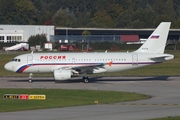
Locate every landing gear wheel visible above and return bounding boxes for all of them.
[83,77,89,83]
[29,73,33,83]
[29,79,32,83]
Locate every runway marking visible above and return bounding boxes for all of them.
[115,103,180,106]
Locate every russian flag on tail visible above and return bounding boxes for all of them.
[150,34,160,39]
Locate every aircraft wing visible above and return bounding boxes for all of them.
[71,62,111,74]
[51,61,112,74]
[73,61,112,68]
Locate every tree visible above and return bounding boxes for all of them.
[0,0,37,24]
[92,10,115,28]
[174,2,180,27]
[0,0,17,24]
[28,34,47,48]
[52,8,75,27]
[131,8,156,28]
[164,0,175,22]
[82,30,91,35]
[0,0,180,28]
[153,0,175,26]
[106,3,124,27]
[15,0,37,24]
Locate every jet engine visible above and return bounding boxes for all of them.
[53,69,71,80]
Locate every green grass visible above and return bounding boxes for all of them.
[0,88,150,112]
[0,50,180,77]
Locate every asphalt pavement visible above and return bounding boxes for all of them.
[0,76,180,120]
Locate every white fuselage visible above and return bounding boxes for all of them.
[4,52,173,75]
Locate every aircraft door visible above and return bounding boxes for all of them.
[132,54,138,65]
[27,55,33,66]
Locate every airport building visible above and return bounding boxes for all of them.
[52,27,180,44]
[0,25,179,45]
[0,25,54,43]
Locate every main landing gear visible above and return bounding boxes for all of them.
[83,76,89,83]
[29,73,33,83]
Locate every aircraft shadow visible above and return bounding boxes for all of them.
[7,76,171,83]
[91,76,170,81]
[7,77,55,83]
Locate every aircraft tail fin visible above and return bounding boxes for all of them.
[135,22,171,53]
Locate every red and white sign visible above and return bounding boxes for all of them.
[19,94,29,100]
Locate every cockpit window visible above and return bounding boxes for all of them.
[12,59,21,62]
[12,59,15,61]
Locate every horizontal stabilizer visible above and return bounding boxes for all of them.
[150,54,174,62]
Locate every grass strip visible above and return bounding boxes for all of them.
[0,88,150,112]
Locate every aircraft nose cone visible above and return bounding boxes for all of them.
[4,62,14,72]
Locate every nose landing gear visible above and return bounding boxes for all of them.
[29,73,33,83]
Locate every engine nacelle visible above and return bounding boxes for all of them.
[53,69,71,80]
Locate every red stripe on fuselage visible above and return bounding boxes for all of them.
[19,66,30,73]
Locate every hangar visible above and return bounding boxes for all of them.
[51,27,180,44]
[0,25,54,43]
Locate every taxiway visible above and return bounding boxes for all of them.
[0,76,180,120]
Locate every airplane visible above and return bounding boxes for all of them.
[5,43,29,51]
[4,22,174,83]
